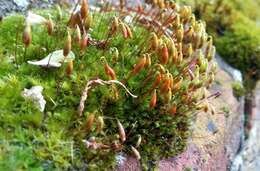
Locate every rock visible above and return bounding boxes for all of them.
[116,154,127,166]
[231,81,260,171]
[0,0,54,16]
[13,0,29,9]
[207,120,218,134]
[0,0,16,16]
[216,54,243,82]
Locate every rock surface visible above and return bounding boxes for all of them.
[0,0,54,16]
[231,81,260,171]
[216,54,243,82]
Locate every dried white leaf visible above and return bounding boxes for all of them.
[21,86,46,112]
[26,12,47,25]
[28,50,75,68]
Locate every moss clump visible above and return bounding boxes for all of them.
[215,12,260,81]
[176,0,260,85]
[0,142,43,171]
[0,1,216,170]
[231,81,245,98]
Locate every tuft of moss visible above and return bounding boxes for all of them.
[215,10,260,78]
[176,0,260,90]
[231,81,245,98]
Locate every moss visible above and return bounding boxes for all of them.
[176,0,260,90]
[231,81,245,98]
[0,2,215,170]
[183,167,192,171]
[221,105,230,118]
[0,142,43,171]
[216,12,260,79]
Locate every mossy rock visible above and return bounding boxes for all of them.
[0,1,216,170]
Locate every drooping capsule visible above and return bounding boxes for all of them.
[46,15,54,36]
[56,5,62,21]
[150,32,159,51]
[172,14,180,29]
[132,55,146,75]
[112,48,119,64]
[185,43,193,58]
[81,0,89,20]
[125,24,133,38]
[117,120,126,143]
[180,6,192,23]
[185,26,193,42]
[80,34,88,52]
[147,72,162,93]
[169,104,177,115]
[149,90,157,109]
[173,77,183,91]
[84,113,95,132]
[136,135,142,147]
[164,88,172,104]
[97,116,104,133]
[160,74,171,94]
[111,17,119,35]
[205,36,213,58]
[167,37,175,58]
[66,60,73,76]
[176,24,184,43]
[85,14,92,31]
[160,43,169,64]
[75,25,81,44]
[63,30,72,57]
[144,54,152,68]
[119,23,128,39]
[104,63,117,80]
[131,146,141,160]
[200,58,208,73]
[22,23,32,47]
